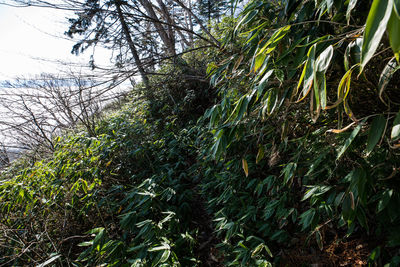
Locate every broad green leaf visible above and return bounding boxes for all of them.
[361,0,393,71]
[377,189,393,212]
[357,207,369,231]
[282,162,297,185]
[299,209,316,230]
[388,8,400,62]
[391,110,400,140]
[254,53,267,72]
[346,0,358,23]
[256,26,291,56]
[315,45,334,72]
[366,115,386,155]
[337,122,363,160]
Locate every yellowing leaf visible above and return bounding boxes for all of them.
[256,146,265,164]
[242,158,249,177]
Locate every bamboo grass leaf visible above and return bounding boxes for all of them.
[361,0,393,71]
[337,122,363,160]
[366,115,386,155]
[388,8,400,62]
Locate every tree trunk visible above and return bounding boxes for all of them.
[139,0,176,56]
[172,0,220,47]
[115,1,150,90]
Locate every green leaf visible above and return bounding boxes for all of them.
[256,25,291,56]
[378,57,400,104]
[346,0,358,23]
[369,246,381,261]
[391,110,400,140]
[256,146,265,164]
[148,244,170,252]
[160,249,171,263]
[395,0,400,17]
[315,230,323,250]
[258,69,274,87]
[262,88,278,117]
[388,7,400,62]
[366,115,386,155]
[254,53,267,72]
[37,254,61,267]
[282,162,297,185]
[315,45,334,73]
[299,209,316,230]
[377,189,393,213]
[361,0,393,71]
[337,122,363,160]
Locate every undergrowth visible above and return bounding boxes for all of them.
[2,0,400,266]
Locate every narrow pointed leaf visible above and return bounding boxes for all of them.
[242,158,249,177]
[366,115,386,155]
[316,45,334,72]
[388,8,400,62]
[361,0,393,71]
[337,122,363,160]
[346,0,358,23]
[395,0,400,17]
[391,110,400,140]
[378,57,400,104]
[256,146,265,164]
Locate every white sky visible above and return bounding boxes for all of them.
[0,3,112,80]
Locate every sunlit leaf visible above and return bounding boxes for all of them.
[346,0,358,23]
[361,0,393,71]
[391,110,400,140]
[37,254,61,267]
[315,45,333,72]
[378,57,400,104]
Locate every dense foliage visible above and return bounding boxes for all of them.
[2,0,400,266]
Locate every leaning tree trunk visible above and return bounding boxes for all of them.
[115,1,150,91]
[140,0,176,56]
